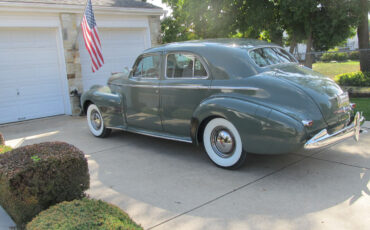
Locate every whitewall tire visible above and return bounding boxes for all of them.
[203,118,246,169]
[87,104,111,138]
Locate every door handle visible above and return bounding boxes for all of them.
[16,89,20,96]
[155,89,159,94]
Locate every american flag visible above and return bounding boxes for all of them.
[81,0,104,72]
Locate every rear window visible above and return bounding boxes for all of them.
[249,47,297,67]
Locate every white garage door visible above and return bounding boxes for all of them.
[79,29,147,90]
[0,28,66,124]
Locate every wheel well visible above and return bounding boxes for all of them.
[83,100,93,114]
[197,116,223,144]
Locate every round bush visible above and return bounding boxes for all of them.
[27,198,143,230]
[0,142,89,226]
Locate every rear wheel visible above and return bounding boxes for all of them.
[87,104,111,138]
[203,118,246,169]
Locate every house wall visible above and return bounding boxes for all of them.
[0,5,162,118]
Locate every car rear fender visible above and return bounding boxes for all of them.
[191,97,307,154]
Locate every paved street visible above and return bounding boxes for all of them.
[0,116,369,230]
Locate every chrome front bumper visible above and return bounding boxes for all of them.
[304,112,366,150]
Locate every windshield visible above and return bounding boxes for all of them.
[249,47,297,67]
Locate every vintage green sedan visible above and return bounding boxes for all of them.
[81,39,365,169]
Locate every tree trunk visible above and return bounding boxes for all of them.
[305,30,313,68]
[289,35,296,54]
[358,0,370,72]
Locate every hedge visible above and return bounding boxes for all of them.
[334,71,370,87]
[27,198,143,230]
[0,142,90,227]
[321,51,349,62]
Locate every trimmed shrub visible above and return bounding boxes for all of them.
[0,142,89,227]
[321,50,349,62]
[320,48,350,62]
[335,71,370,86]
[0,132,4,145]
[27,198,143,230]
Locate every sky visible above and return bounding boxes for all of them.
[147,0,172,17]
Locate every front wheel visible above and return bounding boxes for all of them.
[87,104,111,138]
[203,118,246,169]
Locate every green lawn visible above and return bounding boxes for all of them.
[350,98,370,120]
[313,61,360,79]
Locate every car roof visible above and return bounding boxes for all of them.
[143,38,277,54]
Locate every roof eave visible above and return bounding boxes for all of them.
[0,2,164,16]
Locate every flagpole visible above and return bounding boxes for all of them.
[72,0,90,50]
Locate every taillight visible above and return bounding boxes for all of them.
[302,120,314,127]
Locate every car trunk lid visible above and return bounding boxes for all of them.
[272,64,350,130]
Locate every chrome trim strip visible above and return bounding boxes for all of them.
[116,83,160,88]
[115,83,259,91]
[126,128,193,143]
[161,85,210,89]
[304,112,365,150]
[211,86,260,91]
[108,126,193,143]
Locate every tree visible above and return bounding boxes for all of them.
[162,0,283,44]
[279,0,361,68]
[162,0,362,69]
[357,0,370,72]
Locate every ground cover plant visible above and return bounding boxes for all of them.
[27,198,143,230]
[0,142,89,227]
[0,145,12,154]
[0,132,12,154]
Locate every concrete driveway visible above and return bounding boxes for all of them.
[0,115,369,230]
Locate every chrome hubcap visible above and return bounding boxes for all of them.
[90,110,102,130]
[210,127,235,158]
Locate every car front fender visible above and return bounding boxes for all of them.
[81,85,124,128]
[191,96,307,154]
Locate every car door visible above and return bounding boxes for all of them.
[160,52,212,137]
[125,53,163,131]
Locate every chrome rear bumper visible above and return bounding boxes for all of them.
[304,112,366,150]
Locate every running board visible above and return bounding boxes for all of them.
[108,126,193,143]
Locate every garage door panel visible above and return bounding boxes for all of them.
[0,29,56,49]
[20,97,64,120]
[0,104,19,124]
[0,28,65,124]
[1,49,59,65]
[79,28,147,90]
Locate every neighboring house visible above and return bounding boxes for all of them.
[0,0,163,124]
[287,35,360,61]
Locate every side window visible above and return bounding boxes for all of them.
[133,55,161,78]
[166,53,207,78]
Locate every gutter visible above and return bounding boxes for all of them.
[0,2,164,16]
